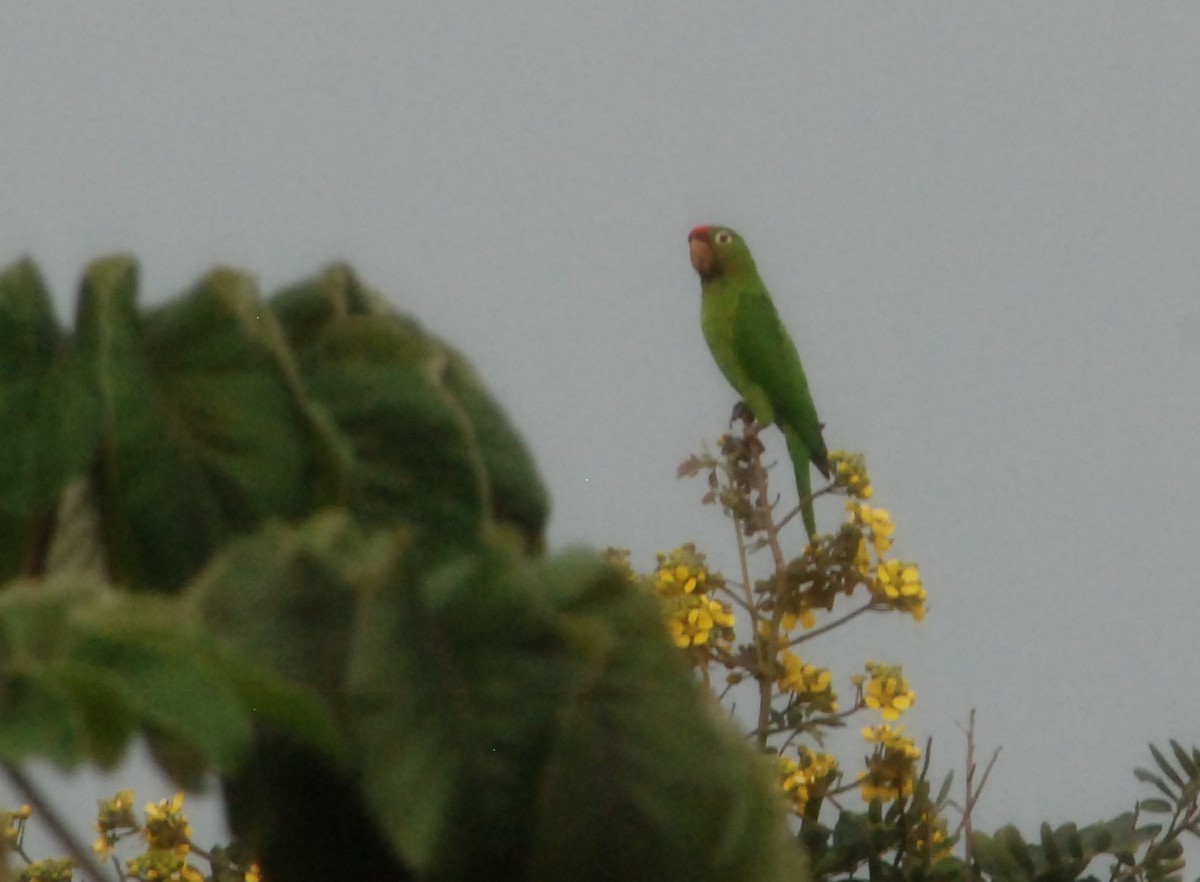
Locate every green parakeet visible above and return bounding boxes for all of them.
[688,225,830,539]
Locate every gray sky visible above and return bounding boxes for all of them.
[3,1,1199,868]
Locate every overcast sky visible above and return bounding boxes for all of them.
[3,1,1199,868]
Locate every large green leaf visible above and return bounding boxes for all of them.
[185,511,375,706]
[0,573,340,782]
[186,513,413,880]
[437,346,549,551]
[187,514,802,881]
[0,259,99,577]
[270,265,548,549]
[71,620,253,774]
[348,535,803,881]
[0,578,142,769]
[51,660,139,769]
[0,668,85,766]
[73,257,339,592]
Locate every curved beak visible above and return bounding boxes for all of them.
[688,235,713,278]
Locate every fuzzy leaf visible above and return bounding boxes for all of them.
[0,669,85,766]
[74,257,334,592]
[270,265,547,549]
[346,538,803,881]
[51,661,139,769]
[0,259,98,514]
[0,259,99,578]
[186,512,373,705]
[73,628,251,770]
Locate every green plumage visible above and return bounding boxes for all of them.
[689,225,830,539]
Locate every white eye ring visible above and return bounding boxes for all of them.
[715,230,733,245]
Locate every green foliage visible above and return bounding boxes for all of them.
[0,255,799,882]
[657,417,1187,882]
[270,264,548,548]
[187,513,802,880]
[0,575,339,781]
[969,814,1151,882]
[0,253,1190,882]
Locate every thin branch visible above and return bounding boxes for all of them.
[788,600,877,647]
[957,708,977,865]
[953,709,1001,857]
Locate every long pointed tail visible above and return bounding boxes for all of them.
[782,422,819,540]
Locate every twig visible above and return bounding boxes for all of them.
[788,600,876,647]
[958,709,976,861]
[953,709,1001,857]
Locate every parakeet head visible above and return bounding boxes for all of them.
[688,225,756,282]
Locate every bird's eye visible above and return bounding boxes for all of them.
[715,230,733,245]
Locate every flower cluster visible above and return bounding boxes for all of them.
[777,649,838,713]
[650,545,735,650]
[125,849,205,882]
[873,559,927,622]
[93,789,137,858]
[829,450,873,499]
[18,859,75,882]
[779,606,817,632]
[778,747,839,815]
[845,502,927,621]
[141,793,193,852]
[847,502,896,560]
[861,661,915,721]
[92,790,259,882]
[674,434,932,833]
[95,791,202,882]
[857,724,922,803]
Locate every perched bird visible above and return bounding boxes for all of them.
[688,225,830,539]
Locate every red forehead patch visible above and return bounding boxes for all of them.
[688,225,711,241]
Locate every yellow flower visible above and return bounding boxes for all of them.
[667,596,734,648]
[651,545,711,598]
[847,503,895,555]
[780,608,817,631]
[707,598,735,628]
[858,724,921,803]
[649,545,733,651]
[142,792,193,852]
[873,560,927,621]
[777,650,838,711]
[829,451,873,499]
[126,848,203,882]
[97,789,138,834]
[862,662,915,721]
[853,536,872,578]
[778,747,839,814]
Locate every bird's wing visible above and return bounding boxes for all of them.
[733,291,829,476]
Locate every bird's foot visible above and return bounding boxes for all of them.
[730,400,756,429]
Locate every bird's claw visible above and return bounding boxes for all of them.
[730,400,755,427]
